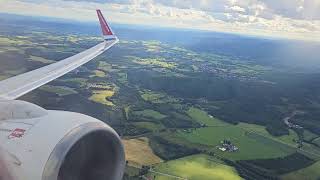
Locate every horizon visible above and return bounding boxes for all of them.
[1,11,318,44]
[0,0,319,42]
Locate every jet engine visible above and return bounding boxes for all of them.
[0,100,125,180]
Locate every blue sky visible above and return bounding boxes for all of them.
[0,0,319,41]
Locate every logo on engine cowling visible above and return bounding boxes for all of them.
[8,128,26,139]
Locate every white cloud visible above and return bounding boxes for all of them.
[0,0,319,41]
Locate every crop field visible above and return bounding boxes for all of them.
[176,126,295,160]
[89,90,115,106]
[122,137,163,167]
[149,154,243,180]
[281,161,320,180]
[40,85,77,96]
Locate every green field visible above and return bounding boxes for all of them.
[237,123,299,146]
[303,130,318,141]
[176,126,295,160]
[40,85,77,96]
[149,154,243,180]
[133,122,164,132]
[187,107,229,126]
[133,109,167,120]
[281,161,320,180]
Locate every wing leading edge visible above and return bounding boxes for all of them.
[0,10,118,100]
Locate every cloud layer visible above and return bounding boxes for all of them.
[0,0,319,41]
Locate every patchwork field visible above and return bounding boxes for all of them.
[122,137,163,167]
[149,154,243,180]
[175,126,295,160]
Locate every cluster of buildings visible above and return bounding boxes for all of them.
[217,140,239,152]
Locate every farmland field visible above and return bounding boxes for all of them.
[176,126,295,160]
[122,137,163,167]
[149,154,243,180]
[89,90,115,106]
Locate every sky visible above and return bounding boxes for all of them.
[0,0,319,41]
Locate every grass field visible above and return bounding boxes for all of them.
[150,154,243,180]
[122,137,163,167]
[133,109,167,120]
[89,90,115,106]
[176,126,295,160]
[187,107,229,126]
[281,161,320,180]
[40,85,77,96]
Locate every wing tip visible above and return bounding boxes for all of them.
[96,9,118,42]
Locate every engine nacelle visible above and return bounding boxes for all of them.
[0,100,125,180]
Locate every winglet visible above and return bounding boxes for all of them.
[97,9,117,41]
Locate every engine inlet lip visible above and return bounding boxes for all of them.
[41,121,125,180]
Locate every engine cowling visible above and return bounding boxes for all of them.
[0,100,125,180]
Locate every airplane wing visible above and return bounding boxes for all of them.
[0,9,118,101]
